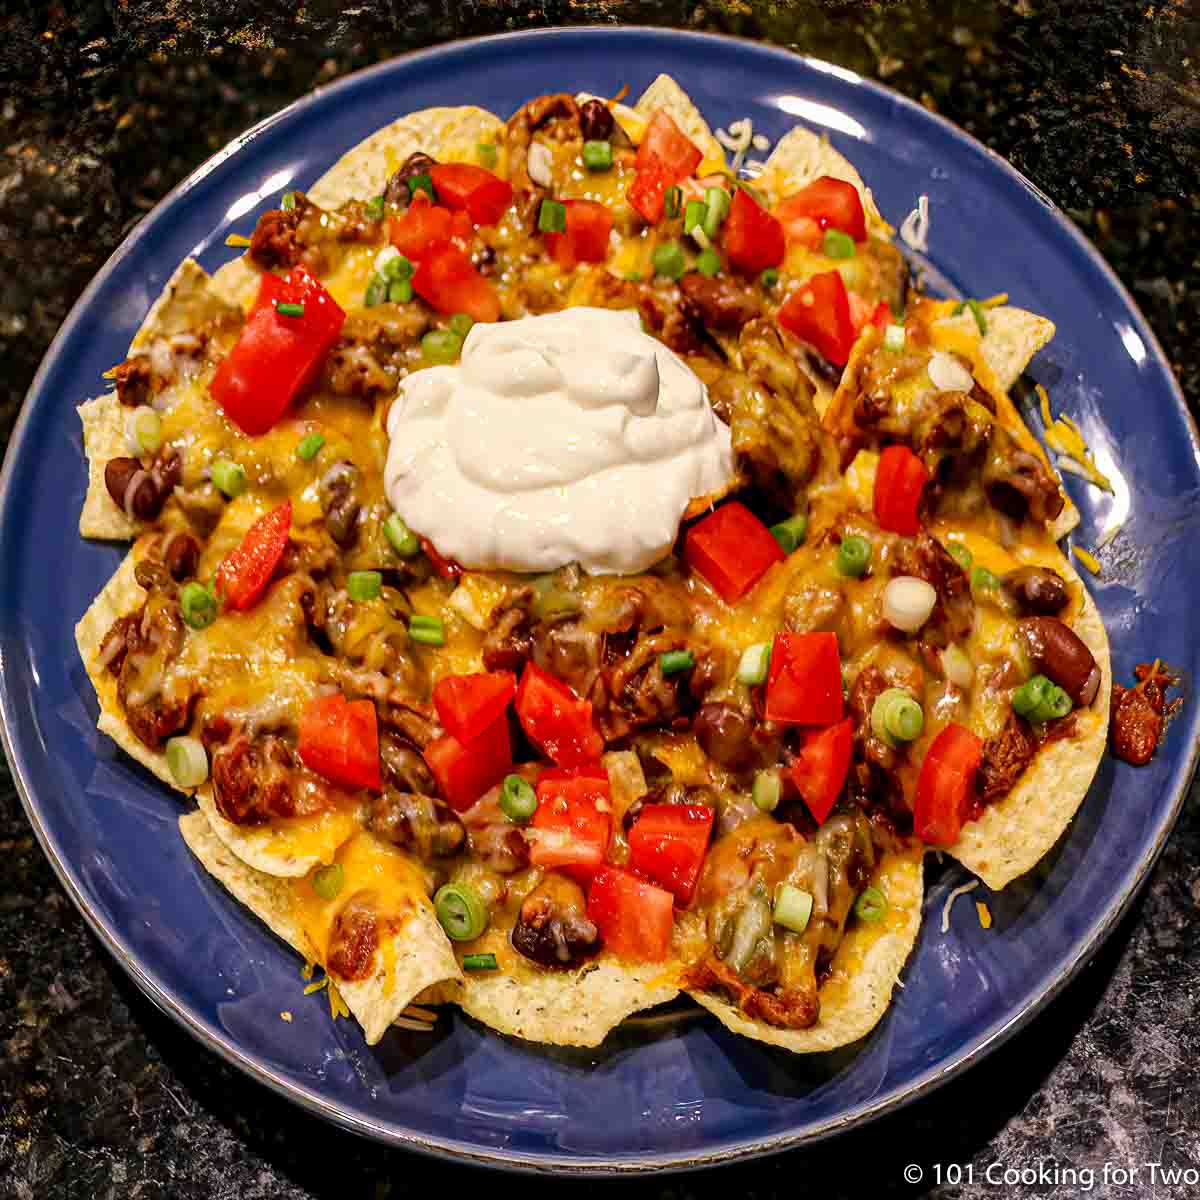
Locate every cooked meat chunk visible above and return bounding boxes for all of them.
[678,271,761,331]
[383,152,437,207]
[248,198,307,270]
[891,532,974,647]
[976,712,1038,803]
[326,892,379,981]
[368,790,465,860]
[684,953,820,1029]
[982,426,1065,525]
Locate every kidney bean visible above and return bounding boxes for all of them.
[1018,617,1101,706]
[1005,566,1069,615]
[578,98,614,142]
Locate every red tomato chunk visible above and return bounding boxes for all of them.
[683,501,785,604]
[765,632,844,726]
[423,713,512,813]
[587,867,675,962]
[515,663,604,767]
[627,803,715,906]
[298,693,382,792]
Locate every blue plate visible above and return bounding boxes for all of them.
[1,28,1197,1173]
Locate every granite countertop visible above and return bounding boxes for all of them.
[1,2,1197,1196]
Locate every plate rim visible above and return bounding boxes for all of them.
[2,24,1197,1174]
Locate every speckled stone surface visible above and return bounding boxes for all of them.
[1,2,1197,1196]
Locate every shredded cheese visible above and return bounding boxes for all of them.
[940,879,979,933]
[1073,545,1102,576]
[899,194,930,252]
[975,901,993,930]
[1097,522,1122,550]
[280,1011,293,1023]
[1037,385,1113,492]
[303,977,329,995]
[328,983,350,1021]
[715,118,754,174]
[980,293,1009,308]
[393,1016,438,1033]
[225,233,252,248]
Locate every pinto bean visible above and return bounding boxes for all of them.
[694,702,756,769]
[162,531,201,581]
[510,874,601,969]
[383,152,436,207]
[105,457,160,520]
[578,98,615,141]
[1004,566,1069,615]
[1018,617,1101,706]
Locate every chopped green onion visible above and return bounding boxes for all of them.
[500,774,537,824]
[1046,684,1073,719]
[652,240,686,280]
[384,513,420,557]
[623,271,643,283]
[463,952,498,971]
[971,565,1000,591]
[275,301,305,317]
[388,278,414,304]
[125,407,162,457]
[854,885,888,923]
[871,688,924,744]
[434,883,488,941]
[383,253,413,282]
[737,642,771,686]
[476,142,498,169]
[280,191,296,211]
[684,199,707,235]
[210,459,246,499]
[180,581,218,630]
[364,276,387,307]
[696,247,722,276]
[347,570,382,602]
[296,432,325,461]
[538,198,567,233]
[663,186,682,219]
[408,614,445,646]
[822,229,856,259]
[883,323,906,352]
[770,513,808,555]
[421,328,463,364]
[836,534,872,577]
[659,649,695,676]
[965,298,988,335]
[1012,673,1073,723]
[773,884,814,933]
[753,769,782,813]
[311,863,344,902]
[947,541,973,572]
[166,736,208,789]
[760,267,779,290]
[582,140,613,171]
[408,173,434,201]
[702,186,730,239]
[364,195,385,221]
[448,313,474,338]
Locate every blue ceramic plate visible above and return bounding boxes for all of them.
[1,28,1197,1173]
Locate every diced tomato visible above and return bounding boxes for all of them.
[432,671,517,745]
[765,632,844,726]
[722,187,786,274]
[914,723,983,845]
[627,803,715,906]
[215,500,292,612]
[874,444,930,537]
[423,713,512,813]
[683,501,785,604]
[412,242,501,323]
[450,209,474,244]
[419,536,463,580]
[429,163,513,227]
[776,269,856,367]
[870,300,892,328]
[530,769,611,874]
[210,267,346,436]
[774,203,822,250]
[635,111,703,180]
[774,176,867,242]
[627,160,673,224]
[789,717,854,824]
[298,693,382,792]
[545,199,613,270]
[389,196,454,261]
[514,663,604,767]
[587,868,674,962]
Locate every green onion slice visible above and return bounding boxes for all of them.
[737,642,771,686]
[463,952,499,972]
[947,540,973,572]
[871,688,924,744]
[434,883,489,941]
[448,313,475,338]
[663,186,682,219]
[275,301,305,318]
[582,140,613,171]
[311,863,345,902]
[753,769,781,813]
[702,186,730,239]
[965,298,988,335]
[364,276,387,308]
[347,570,382,602]
[383,253,414,282]
[854,885,888,923]
[500,774,538,824]
[476,142,498,169]
[409,614,446,647]
[822,229,856,259]
[651,241,686,280]
[421,328,462,364]
[408,173,434,200]
[1012,674,1073,722]
[695,247,721,277]
[538,198,567,233]
[659,649,695,676]
[125,407,162,457]
[388,278,414,305]
[971,565,1000,591]
[836,534,872,577]
[210,459,246,499]
[760,267,779,290]
[773,884,814,933]
[180,581,218,630]
[883,323,906,352]
[770,513,808,555]
[684,198,707,234]
[364,195,384,221]
[280,191,296,211]
[296,432,325,461]
[166,736,208,789]
[384,513,420,557]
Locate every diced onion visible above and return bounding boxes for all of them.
[941,879,979,933]
[883,323,906,352]
[882,576,937,633]
[899,194,929,252]
[927,351,974,393]
[527,142,553,188]
[125,407,162,456]
[166,736,208,789]
[753,769,781,813]
[773,885,813,933]
[942,643,975,690]
[737,642,772,686]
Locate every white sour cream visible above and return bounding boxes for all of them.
[384,307,734,575]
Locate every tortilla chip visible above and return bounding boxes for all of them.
[950,559,1110,889]
[74,539,179,788]
[634,74,726,168]
[133,258,235,348]
[687,848,923,1052]
[208,257,263,314]
[179,810,462,1045]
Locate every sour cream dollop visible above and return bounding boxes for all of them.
[384,308,734,575]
